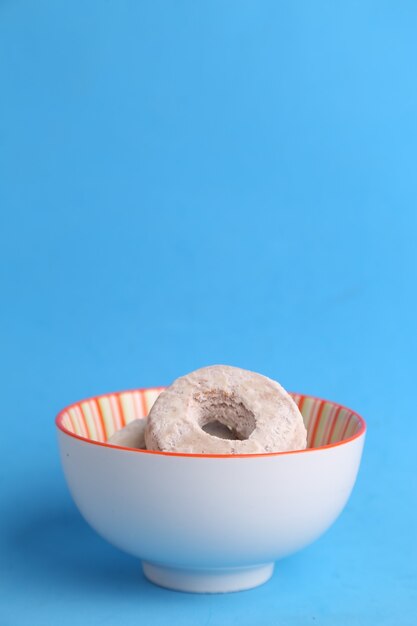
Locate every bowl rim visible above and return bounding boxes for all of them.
[55,387,366,459]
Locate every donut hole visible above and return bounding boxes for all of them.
[196,391,256,441]
[202,420,243,440]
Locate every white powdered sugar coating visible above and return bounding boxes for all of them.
[145,365,307,454]
[108,417,147,449]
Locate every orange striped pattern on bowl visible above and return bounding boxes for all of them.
[57,388,364,450]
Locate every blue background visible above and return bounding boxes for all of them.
[1,1,416,624]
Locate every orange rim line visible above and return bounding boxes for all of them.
[55,387,367,459]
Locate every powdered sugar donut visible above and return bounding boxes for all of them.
[145,365,307,454]
[108,418,147,449]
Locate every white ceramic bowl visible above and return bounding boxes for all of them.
[56,388,366,593]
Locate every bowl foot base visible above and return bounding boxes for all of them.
[142,561,274,593]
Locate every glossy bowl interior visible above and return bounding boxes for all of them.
[56,388,366,593]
